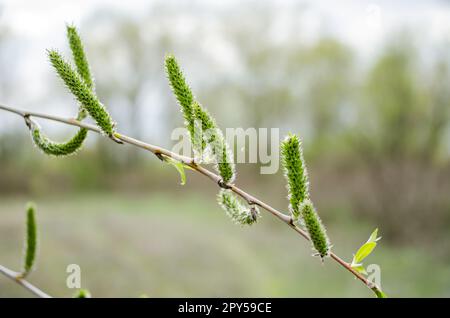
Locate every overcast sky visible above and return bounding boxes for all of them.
[1,0,450,135]
[2,0,450,53]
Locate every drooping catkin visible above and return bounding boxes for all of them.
[66,24,94,120]
[165,54,195,139]
[22,202,37,277]
[299,200,330,258]
[218,189,259,225]
[281,134,309,219]
[193,101,235,183]
[31,125,87,156]
[48,50,115,137]
[29,26,91,156]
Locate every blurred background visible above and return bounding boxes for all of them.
[1,0,450,297]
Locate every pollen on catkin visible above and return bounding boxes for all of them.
[48,50,115,137]
[165,54,195,138]
[192,101,215,152]
[281,133,310,219]
[31,125,87,156]
[300,199,330,259]
[66,24,95,120]
[218,189,259,225]
[193,101,235,183]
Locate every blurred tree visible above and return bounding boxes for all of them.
[0,24,18,103]
[84,10,175,167]
[366,41,425,159]
[1,3,449,250]
[351,38,450,244]
[294,38,354,150]
[423,59,450,162]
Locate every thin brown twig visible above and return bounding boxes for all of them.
[0,264,51,298]
[0,102,383,297]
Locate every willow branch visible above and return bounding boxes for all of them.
[0,102,383,296]
[0,264,51,298]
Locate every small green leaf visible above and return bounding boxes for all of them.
[22,202,37,277]
[351,264,367,275]
[353,242,376,264]
[164,157,187,185]
[182,163,195,171]
[367,228,381,243]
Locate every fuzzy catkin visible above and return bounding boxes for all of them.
[165,54,195,138]
[48,50,115,137]
[31,126,87,156]
[66,25,94,90]
[216,139,235,184]
[193,102,235,183]
[23,203,37,276]
[281,134,310,219]
[164,56,236,183]
[66,24,94,120]
[218,189,259,225]
[300,200,330,258]
[29,26,92,156]
[192,101,214,152]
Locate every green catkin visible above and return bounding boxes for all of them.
[48,50,115,137]
[281,134,310,219]
[192,101,214,151]
[66,24,94,120]
[216,140,235,184]
[22,203,37,277]
[193,102,235,183]
[164,56,236,183]
[281,134,330,257]
[66,25,94,90]
[165,54,195,139]
[218,189,259,225]
[31,126,87,156]
[29,26,91,155]
[300,199,330,259]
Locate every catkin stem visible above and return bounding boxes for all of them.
[0,102,384,297]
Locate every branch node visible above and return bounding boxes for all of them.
[155,152,165,161]
[245,198,255,205]
[109,134,123,144]
[249,205,259,222]
[218,179,232,189]
[15,273,24,280]
[288,216,295,226]
[24,114,32,130]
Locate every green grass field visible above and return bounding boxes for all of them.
[1,192,448,297]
